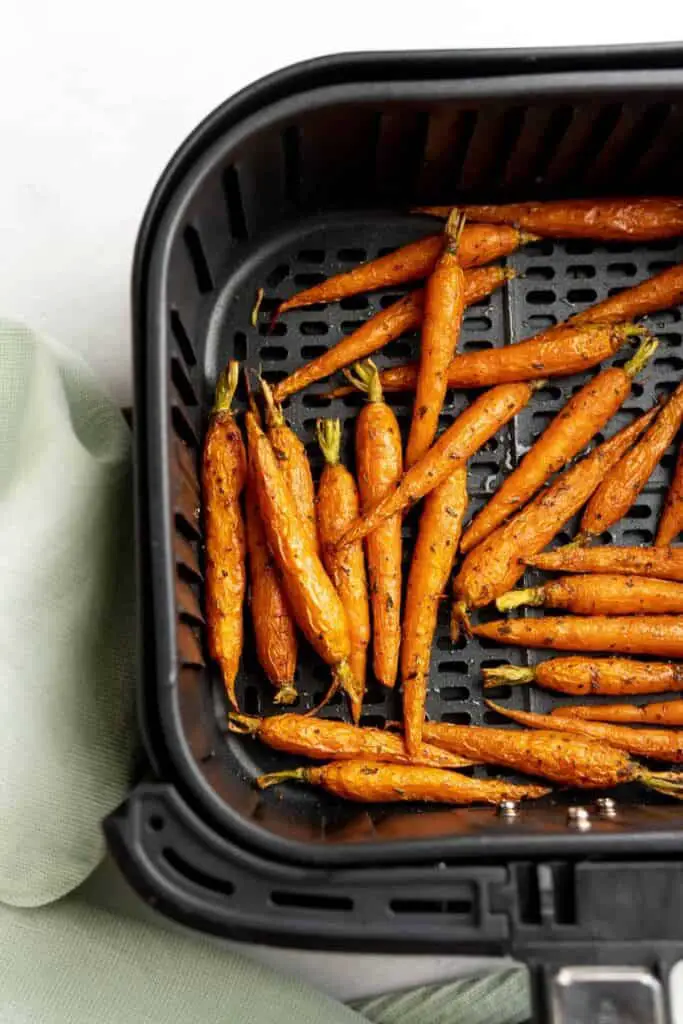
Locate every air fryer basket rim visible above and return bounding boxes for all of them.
[133,47,683,871]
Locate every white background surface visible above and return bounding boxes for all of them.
[4,0,683,1008]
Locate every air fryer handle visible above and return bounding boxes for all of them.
[524,959,671,1024]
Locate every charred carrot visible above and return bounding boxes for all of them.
[581,382,683,539]
[402,466,467,756]
[245,469,298,705]
[244,410,355,701]
[262,378,318,552]
[419,721,681,791]
[228,712,473,767]
[338,380,541,550]
[460,336,657,553]
[273,265,514,402]
[551,700,683,726]
[203,363,247,709]
[452,408,658,621]
[349,361,402,688]
[274,225,533,317]
[437,198,683,241]
[406,210,467,466]
[487,700,683,764]
[571,263,683,325]
[497,574,683,616]
[474,616,683,659]
[527,545,683,582]
[316,419,370,722]
[657,440,683,546]
[342,322,646,396]
[257,760,550,804]
[483,657,683,697]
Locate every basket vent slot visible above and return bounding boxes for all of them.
[270,891,353,912]
[183,225,214,294]
[223,165,248,241]
[163,848,235,897]
[389,897,473,916]
[170,310,197,367]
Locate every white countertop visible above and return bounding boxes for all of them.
[4,0,683,1006]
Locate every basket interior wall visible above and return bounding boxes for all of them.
[152,88,683,849]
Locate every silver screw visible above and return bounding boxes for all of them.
[596,796,617,818]
[567,806,591,831]
[498,799,519,819]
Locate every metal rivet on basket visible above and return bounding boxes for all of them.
[498,799,519,819]
[596,796,617,818]
[567,806,591,831]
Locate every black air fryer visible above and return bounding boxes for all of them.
[107,47,683,1023]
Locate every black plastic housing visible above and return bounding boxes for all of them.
[110,48,683,971]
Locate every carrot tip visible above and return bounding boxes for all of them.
[251,287,264,327]
[316,418,342,466]
[345,359,383,403]
[273,683,298,706]
[639,768,683,800]
[444,208,466,254]
[451,601,471,641]
[496,587,544,613]
[260,374,285,428]
[227,713,260,735]
[625,334,659,378]
[214,361,240,415]
[256,768,309,790]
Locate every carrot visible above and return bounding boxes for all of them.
[340,322,646,396]
[460,336,658,553]
[419,721,681,791]
[570,263,683,325]
[402,466,467,756]
[406,210,467,466]
[257,760,550,805]
[527,545,683,582]
[429,198,683,241]
[473,615,683,659]
[581,382,683,539]
[349,361,402,688]
[273,265,514,402]
[483,657,683,696]
[487,699,683,764]
[497,573,683,616]
[203,362,247,709]
[261,378,318,552]
[245,469,298,705]
[316,419,370,722]
[452,408,658,622]
[551,700,683,726]
[274,225,533,317]
[338,380,541,550]
[228,712,473,767]
[657,439,683,546]
[244,409,356,702]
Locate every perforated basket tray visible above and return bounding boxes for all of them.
[120,48,683,897]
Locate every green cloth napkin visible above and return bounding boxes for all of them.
[0,320,137,907]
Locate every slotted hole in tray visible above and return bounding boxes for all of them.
[200,218,683,810]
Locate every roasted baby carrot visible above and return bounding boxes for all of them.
[657,440,683,546]
[347,322,646,395]
[406,210,467,466]
[497,574,683,616]
[257,760,550,804]
[316,419,370,722]
[338,380,541,550]
[245,410,356,701]
[487,700,683,763]
[447,198,683,241]
[419,721,680,791]
[203,362,247,709]
[274,265,514,402]
[228,712,473,767]
[551,700,683,726]
[402,466,467,757]
[262,378,318,552]
[245,469,298,704]
[527,545,683,582]
[474,616,683,659]
[452,408,658,621]
[570,263,683,325]
[581,382,683,539]
[460,336,657,553]
[349,361,402,688]
[483,657,683,696]
[274,225,532,316]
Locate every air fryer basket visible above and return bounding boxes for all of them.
[109,49,683,1011]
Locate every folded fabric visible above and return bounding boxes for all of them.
[0,320,136,906]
